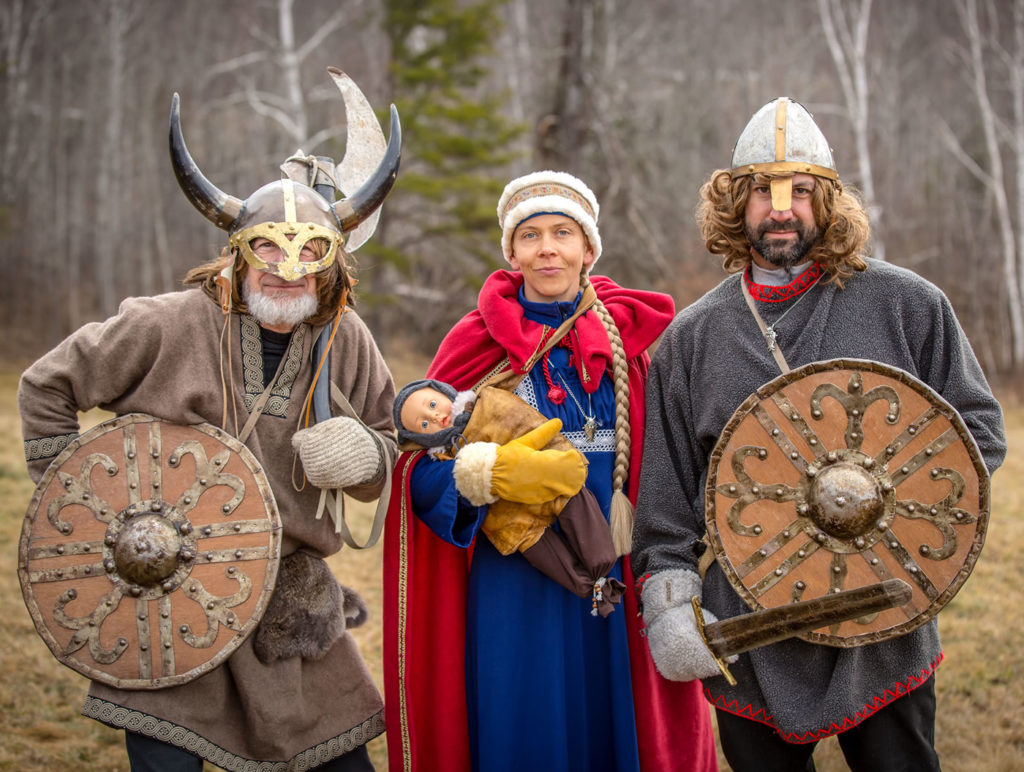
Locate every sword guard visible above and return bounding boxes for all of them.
[691,595,738,687]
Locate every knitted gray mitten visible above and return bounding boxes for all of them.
[641,569,735,682]
[291,416,381,490]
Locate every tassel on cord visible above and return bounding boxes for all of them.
[610,488,634,556]
[216,248,235,314]
[591,577,607,617]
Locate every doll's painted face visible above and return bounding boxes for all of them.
[399,386,454,435]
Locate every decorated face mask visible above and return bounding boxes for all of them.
[224,178,342,281]
[229,220,341,281]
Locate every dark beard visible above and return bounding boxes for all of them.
[745,218,819,269]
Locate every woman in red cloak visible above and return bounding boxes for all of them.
[382,171,717,772]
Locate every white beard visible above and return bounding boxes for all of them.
[242,285,318,329]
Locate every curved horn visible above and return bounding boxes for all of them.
[329,67,388,251]
[169,93,243,231]
[332,104,402,233]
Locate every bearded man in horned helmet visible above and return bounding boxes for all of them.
[632,98,1006,770]
[18,70,401,771]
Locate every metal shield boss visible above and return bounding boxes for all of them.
[19,414,282,689]
[705,359,989,646]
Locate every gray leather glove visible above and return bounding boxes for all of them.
[641,568,736,682]
[291,416,382,490]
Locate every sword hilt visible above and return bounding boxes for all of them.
[691,595,737,686]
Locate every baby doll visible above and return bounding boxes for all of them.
[395,379,624,616]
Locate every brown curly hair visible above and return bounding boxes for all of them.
[696,170,871,287]
[183,237,355,327]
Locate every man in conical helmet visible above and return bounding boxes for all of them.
[19,70,401,770]
[632,98,1006,769]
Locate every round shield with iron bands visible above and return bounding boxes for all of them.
[19,414,281,689]
[705,359,989,647]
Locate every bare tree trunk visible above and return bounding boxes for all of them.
[498,0,535,164]
[503,0,531,127]
[95,0,132,317]
[537,0,593,172]
[818,0,885,261]
[222,0,351,151]
[1014,0,1024,355]
[0,0,52,202]
[951,0,1024,370]
[277,0,308,147]
[58,51,85,332]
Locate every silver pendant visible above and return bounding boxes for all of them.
[764,326,778,352]
[584,417,598,442]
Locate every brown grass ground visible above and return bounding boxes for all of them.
[1,357,1021,771]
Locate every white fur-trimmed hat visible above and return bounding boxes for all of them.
[496,170,602,264]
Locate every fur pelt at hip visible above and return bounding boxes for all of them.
[253,551,368,664]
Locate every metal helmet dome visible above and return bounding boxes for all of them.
[731,97,837,211]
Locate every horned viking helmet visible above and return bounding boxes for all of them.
[730,97,836,212]
[169,68,401,283]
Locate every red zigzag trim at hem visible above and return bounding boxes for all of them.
[704,651,944,745]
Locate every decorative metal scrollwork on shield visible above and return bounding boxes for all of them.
[705,360,989,647]
[20,415,281,689]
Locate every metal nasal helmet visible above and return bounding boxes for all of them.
[730,97,836,212]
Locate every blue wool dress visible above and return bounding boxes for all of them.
[409,290,641,772]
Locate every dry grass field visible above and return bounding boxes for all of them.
[1,356,1020,771]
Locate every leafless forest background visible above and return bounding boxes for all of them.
[2,3,1023,769]
[2,0,1024,382]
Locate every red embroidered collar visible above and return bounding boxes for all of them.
[744,262,824,303]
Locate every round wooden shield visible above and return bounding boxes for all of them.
[19,414,281,689]
[705,359,989,647]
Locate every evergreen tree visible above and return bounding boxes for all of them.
[360,0,524,341]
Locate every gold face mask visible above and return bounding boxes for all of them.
[229,220,341,281]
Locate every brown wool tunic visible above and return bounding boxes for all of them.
[19,289,397,770]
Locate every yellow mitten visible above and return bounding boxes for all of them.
[452,418,586,506]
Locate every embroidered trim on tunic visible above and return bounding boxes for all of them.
[744,263,824,303]
[82,696,383,771]
[240,315,307,418]
[473,356,513,391]
[24,433,78,461]
[704,651,943,744]
[561,428,616,452]
[513,373,539,408]
[395,453,421,772]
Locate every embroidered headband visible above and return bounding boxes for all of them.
[496,170,602,264]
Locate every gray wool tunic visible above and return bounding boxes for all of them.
[19,289,397,770]
[632,259,1006,742]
